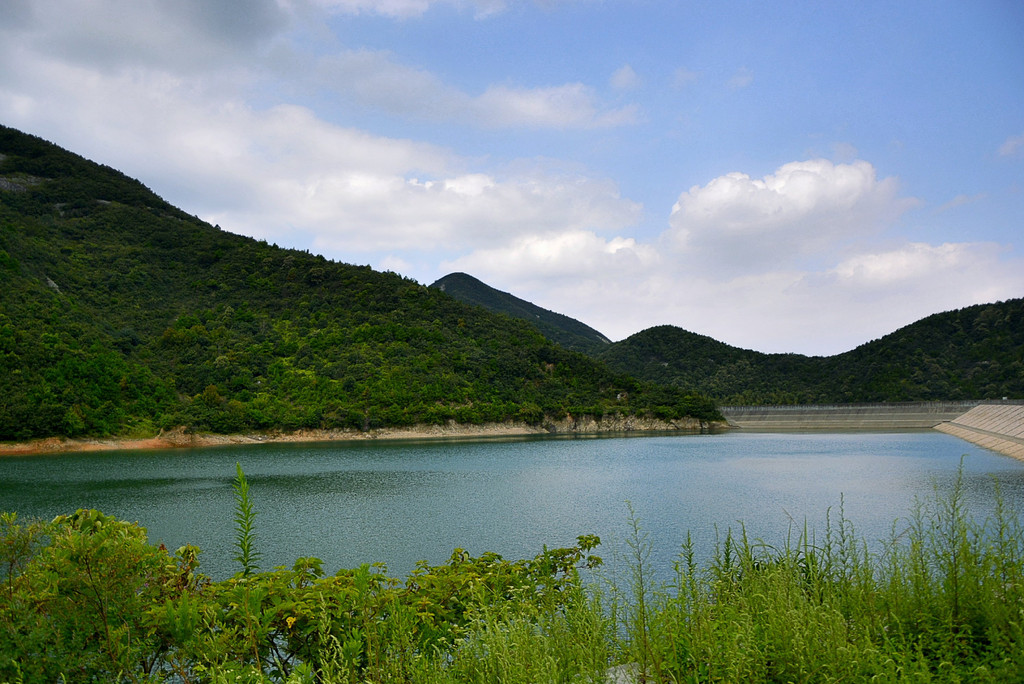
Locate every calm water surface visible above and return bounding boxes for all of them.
[2,431,1022,580]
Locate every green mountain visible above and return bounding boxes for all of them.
[430,272,611,354]
[0,126,718,441]
[595,301,1024,404]
[427,272,1022,405]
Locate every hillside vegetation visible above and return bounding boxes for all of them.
[0,126,717,442]
[431,270,1023,405]
[597,301,1024,404]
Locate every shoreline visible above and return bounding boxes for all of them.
[6,403,1022,461]
[0,416,715,457]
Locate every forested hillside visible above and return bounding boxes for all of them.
[425,272,1024,406]
[430,272,611,354]
[0,126,717,442]
[596,301,1024,404]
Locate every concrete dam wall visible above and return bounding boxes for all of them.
[719,401,1024,460]
[719,402,984,431]
[935,404,1024,460]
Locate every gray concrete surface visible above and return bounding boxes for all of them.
[934,404,1024,460]
[719,401,1024,460]
[719,402,983,430]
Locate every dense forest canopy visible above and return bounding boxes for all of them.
[0,126,717,441]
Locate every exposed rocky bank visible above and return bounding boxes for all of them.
[0,415,717,457]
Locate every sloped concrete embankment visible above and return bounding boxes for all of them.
[719,402,982,431]
[934,404,1024,460]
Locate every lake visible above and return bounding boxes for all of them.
[2,430,1023,581]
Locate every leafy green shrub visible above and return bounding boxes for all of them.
[0,509,193,682]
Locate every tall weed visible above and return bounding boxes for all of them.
[603,464,1024,682]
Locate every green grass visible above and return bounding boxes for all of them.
[3,466,1024,682]
[607,469,1024,683]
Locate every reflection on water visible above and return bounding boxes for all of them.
[1,431,1021,580]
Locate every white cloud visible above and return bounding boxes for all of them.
[828,242,983,286]
[0,1,642,257]
[314,49,639,129]
[298,164,642,253]
[441,229,667,339]
[610,64,640,90]
[158,104,642,252]
[474,83,639,128]
[666,159,918,276]
[444,229,658,281]
[998,132,1024,157]
[377,254,415,274]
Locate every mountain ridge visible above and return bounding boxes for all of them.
[428,272,1023,404]
[594,298,1024,404]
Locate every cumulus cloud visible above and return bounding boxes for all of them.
[0,0,642,260]
[778,241,1024,348]
[296,163,643,253]
[441,229,666,340]
[666,159,918,275]
[827,242,988,287]
[444,229,658,281]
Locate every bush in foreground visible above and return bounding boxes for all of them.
[2,467,1023,682]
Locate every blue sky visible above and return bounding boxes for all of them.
[2,0,1022,355]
